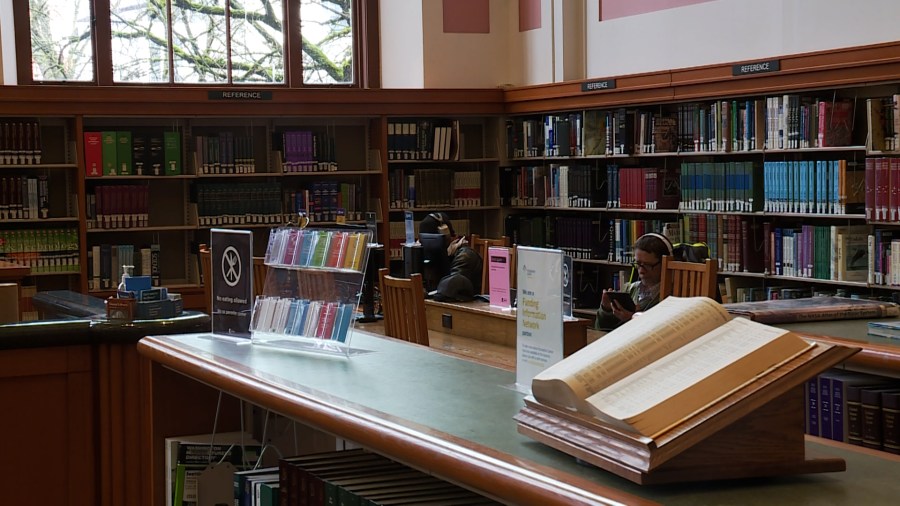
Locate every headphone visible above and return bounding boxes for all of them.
[429,213,451,236]
[640,232,675,257]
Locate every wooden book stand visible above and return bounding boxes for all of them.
[515,340,859,485]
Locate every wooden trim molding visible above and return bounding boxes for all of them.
[0,86,505,117]
[504,40,900,114]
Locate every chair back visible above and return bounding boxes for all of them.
[253,256,268,299]
[378,268,429,346]
[199,245,212,314]
[469,234,510,294]
[659,257,717,300]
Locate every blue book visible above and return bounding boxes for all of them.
[331,303,354,343]
[282,299,300,335]
[289,300,309,335]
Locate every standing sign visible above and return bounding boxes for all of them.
[562,255,573,317]
[515,246,564,392]
[211,229,253,338]
[487,246,511,308]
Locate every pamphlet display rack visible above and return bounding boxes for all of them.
[250,226,373,357]
[514,339,859,485]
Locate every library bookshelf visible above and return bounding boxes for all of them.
[501,40,900,312]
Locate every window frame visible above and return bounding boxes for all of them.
[13,0,379,88]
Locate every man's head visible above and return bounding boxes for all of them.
[419,212,455,237]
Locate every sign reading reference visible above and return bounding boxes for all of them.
[208,90,273,101]
[581,79,617,92]
[732,60,780,76]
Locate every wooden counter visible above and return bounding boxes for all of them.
[424,299,590,357]
[138,330,900,506]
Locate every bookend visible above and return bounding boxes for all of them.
[250,226,373,357]
[515,340,860,485]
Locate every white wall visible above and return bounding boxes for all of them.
[585,0,900,79]
[379,0,425,88]
[0,0,16,85]
[509,0,554,86]
[420,0,510,88]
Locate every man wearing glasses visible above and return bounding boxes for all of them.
[595,233,673,330]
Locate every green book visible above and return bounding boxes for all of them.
[309,230,331,267]
[164,131,182,175]
[101,131,118,175]
[116,130,132,175]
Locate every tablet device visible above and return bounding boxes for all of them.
[606,291,636,313]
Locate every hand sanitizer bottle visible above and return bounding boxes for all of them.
[117,264,135,296]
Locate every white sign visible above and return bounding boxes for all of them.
[515,246,564,392]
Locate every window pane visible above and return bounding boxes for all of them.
[29,0,94,82]
[172,0,228,83]
[300,0,354,85]
[230,0,285,84]
[111,0,170,83]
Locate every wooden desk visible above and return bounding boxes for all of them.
[139,330,900,506]
[0,260,29,321]
[424,299,590,357]
[780,318,900,378]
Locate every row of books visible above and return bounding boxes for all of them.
[762,160,862,214]
[264,228,370,273]
[87,243,160,291]
[507,95,855,158]
[499,165,598,208]
[194,132,256,174]
[0,175,49,220]
[250,297,355,342]
[233,448,498,506]
[866,96,900,152]
[284,181,365,223]
[388,168,482,209]
[86,184,150,229]
[0,120,42,165]
[504,214,601,260]
[196,182,283,226]
[0,227,80,273]
[387,119,460,161]
[865,157,900,222]
[278,129,338,173]
[806,370,900,453]
[84,130,181,177]
[18,284,38,322]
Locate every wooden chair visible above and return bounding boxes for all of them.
[469,234,510,294]
[253,256,268,300]
[199,244,212,314]
[199,245,267,314]
[378,268,429,346]
[659,257,718,300]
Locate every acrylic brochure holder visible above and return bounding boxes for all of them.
[250,226,373,357]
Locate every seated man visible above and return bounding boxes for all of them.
[419,212,483,300]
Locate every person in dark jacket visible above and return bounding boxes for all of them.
[419,212,483,300]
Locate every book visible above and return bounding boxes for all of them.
[101,131,118,175]
[84,132,103,177]
[867,319,900,339]
[531,296,814,438]
[116,130,132,175]
[724,296,900,324]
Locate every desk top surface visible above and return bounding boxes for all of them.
[139,329,900,506]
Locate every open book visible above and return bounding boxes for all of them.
[531,297,815,439]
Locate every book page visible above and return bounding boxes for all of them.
[585,317,813,437]
[531,297,730,411]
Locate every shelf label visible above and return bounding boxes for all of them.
[581,79,617,92]
[208,90,273,101]
[732,59,780,76]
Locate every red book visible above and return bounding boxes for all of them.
[314,302,338,339]
[891,158,899,222]
[325,231,348,268]
[818,100,853,147]
[865,158,876,220]
[84,132,103,177]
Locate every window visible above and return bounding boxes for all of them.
[19,0,363,87]
[28,0,94,82]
